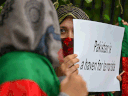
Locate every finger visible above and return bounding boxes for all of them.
[122,20,124,22]
[60,63,67,74]
[120,70,125,76]
[111,91,115,94]
[70,64,79,73]
[66,64,79,76]
[116,76,118,79]
[116,76,122,81]
[70,64,79,69]
[123,22,128,25]
[73,69,79,75]
[115,23,119,26]
[70,69,79,76]
[66,58,79,68]
[120,78,122,81]
[64,54,78,64]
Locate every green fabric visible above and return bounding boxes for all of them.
[107,92,114,96]
[0,51,60,96]
[118,17,128,57]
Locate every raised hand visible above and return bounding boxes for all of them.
[59,54,79,76]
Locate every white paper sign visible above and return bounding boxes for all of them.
[73,19,125,92]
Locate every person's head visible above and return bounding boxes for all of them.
[56,4,89,57]
[0,0,62,68]
[56,4,90,39]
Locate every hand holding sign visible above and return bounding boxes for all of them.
[111,71,125,94]
[60,54,79,76]
[116,70,125,82]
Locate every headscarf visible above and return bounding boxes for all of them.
[0,0,62,69]
[56,3,90,24]
[56,4,90,57]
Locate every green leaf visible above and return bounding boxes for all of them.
[95,4,100,9]
[62,0,67,2]
[54,2,59,9]
[0,2,5,13]
[62,0,70,4]
[75,5,79,7]
[58,0,70,5]
[85,0,93,3]
[103,14,110,21]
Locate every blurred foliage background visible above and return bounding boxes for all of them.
[0,0,127,25]
[51,0,128,25]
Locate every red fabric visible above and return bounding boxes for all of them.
[101,93,104,96]
[122,57,128,96]
[95,93,104,96]
[0,80,47,96]
[61,37,73,57]
[98,93,104,96]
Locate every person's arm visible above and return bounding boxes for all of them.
[115,19,128,26]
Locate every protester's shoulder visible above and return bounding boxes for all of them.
[0,51,52,75]
[0,51,50,65]
[0,51,54,85]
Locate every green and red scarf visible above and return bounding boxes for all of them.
[0,51,60,96]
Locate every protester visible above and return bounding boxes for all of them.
[55,4,127,96]
[118,17,128,96]
[0,0,88,96]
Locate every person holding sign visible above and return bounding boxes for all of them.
[55,4,127,96]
